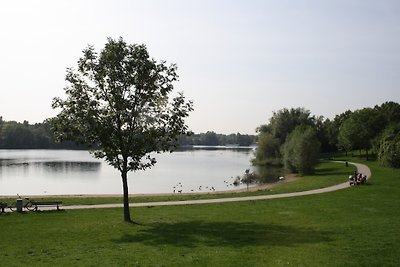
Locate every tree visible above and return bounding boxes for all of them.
[203,131,219,146]
[1,122,34,148]
[324,110,352,152]
[256,107,315,165]
[51,37,193,222]
[255,132,281,165]
[375,101,400,125]
[236,133,255,146]
[314,116,334,153]
[241,169,258,190]
[338,108,383,159]
[377,123,400,168]
[267,107,314,145]
[282,125,320,174]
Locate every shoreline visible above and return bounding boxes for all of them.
[0,174,298,199]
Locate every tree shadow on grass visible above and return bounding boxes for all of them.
[113,221,333,248]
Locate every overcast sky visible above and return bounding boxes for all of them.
[1,0,399,134]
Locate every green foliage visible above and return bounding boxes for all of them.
[374,101,400,125]
[0,118,253,149]
[241,170,259,190]
[335,102,400,164]
[256,107,320,168]
[1,121,34,148]
[0,120,72,149]
[256,102,400,169]
[203,131,219,146]
[263,107,314,145]
[282,125,320,174]
[254,132,281,165]
[177,132,257,146]
[377,123,400,168]
[337,120,355,154]
[338,108,383,155]
[325,110,353,151]
[51,37,193,221]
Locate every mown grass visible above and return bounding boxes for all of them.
[1,157,399,266]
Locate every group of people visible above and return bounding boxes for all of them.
[349,171,367,185]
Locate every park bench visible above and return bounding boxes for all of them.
[0,202,7,213]
[31,201,63,211]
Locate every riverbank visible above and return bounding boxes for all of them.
[2,173,298,199]
[1,161,352,207]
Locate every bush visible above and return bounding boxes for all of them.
[254,132,281,165]
[282,125,320,174]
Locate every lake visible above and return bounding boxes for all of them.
[0,148,270,196]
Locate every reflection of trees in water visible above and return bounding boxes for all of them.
[35,161,101,173]
[0,159,30,168]
[0,159,14,167]
[178,146,254,153]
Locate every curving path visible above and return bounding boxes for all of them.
[60,161,371,211]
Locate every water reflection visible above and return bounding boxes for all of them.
[178,145,255,154]
[0,160,100,173]
[34,161,101,173]
[0,149,285,195]
[0,158,18,167]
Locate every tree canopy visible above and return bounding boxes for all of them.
[263,107,314,145]
[51,37,193,222]
[255,101,400,170]
[377,123,400,168]
[255,107,319,171]
[282,125,320,174]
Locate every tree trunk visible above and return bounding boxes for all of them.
[121,170,132,223]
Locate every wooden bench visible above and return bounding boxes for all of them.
[31,201,63,211]
[0,202,7,213]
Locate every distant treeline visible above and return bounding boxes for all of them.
[177,132,257,147]
[0,119,83,149]
[0,118,256,149]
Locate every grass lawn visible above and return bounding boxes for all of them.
[1,157,399,266]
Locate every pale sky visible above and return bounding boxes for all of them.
[1,0,399,134]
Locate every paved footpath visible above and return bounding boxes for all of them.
[61,162,371,211]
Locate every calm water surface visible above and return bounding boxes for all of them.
[0,148,260,196]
